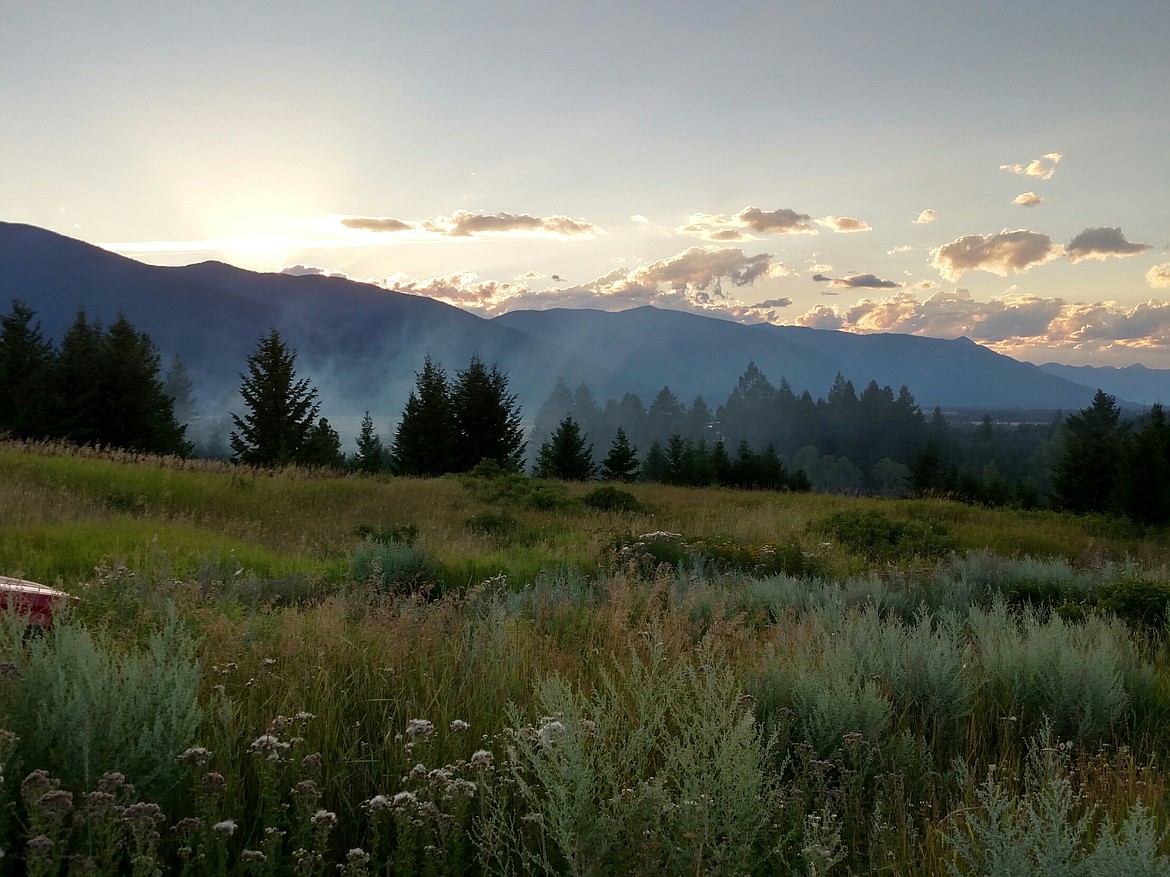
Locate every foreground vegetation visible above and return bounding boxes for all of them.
[4,441,1170,874]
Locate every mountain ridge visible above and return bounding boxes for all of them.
[0,222,1133,429]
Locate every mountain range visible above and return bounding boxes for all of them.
[2,222,1166,434]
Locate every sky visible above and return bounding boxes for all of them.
[3,0,1169,367]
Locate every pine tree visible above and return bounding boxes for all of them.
[56,310,105,445]
[642,440,665,482]
[1051,389,1124,514]
[1114,403,1170,526]
[450,355,525,471]
[301,416,344,469]
[163,355,199,429]
[352,410,386,474]
[97,314,191,456]
[230,329,322,467]
[534,416,595,481]
[600,427,640,482]
[0,300,55,439]
[391,355,457,476]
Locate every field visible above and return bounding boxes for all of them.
[3,439,1170,875]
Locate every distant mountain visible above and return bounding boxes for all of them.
[1039,362,1170,408]
[0,222,1112,432]
[495,308,1104,411]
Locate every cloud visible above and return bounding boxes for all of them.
[1148,263,1170,289]
[1000,152,1062,180]
[813,272,900,289]
[340,216,413,233]
[679,206,817,241]
[887,245,913,255]
[794,288,1170,360]
[931,229,1062,280]
[420,210,601,238]
[755,298,793,308]
[338,210,601,239]
[281,264,329,276]
[1066,227,1151,263]
[1013,192,1042,207]
[817,215,872,233]
[386,246,790,323]
[913,209,937,225]
[630,214,649,223]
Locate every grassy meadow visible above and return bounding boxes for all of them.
[3,439,1170,874]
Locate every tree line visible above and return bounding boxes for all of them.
[4,300,1167,526]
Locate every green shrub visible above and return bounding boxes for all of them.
[610,531,822,579]
[349,539,441,597]
[820,509,955,562]
[0,614,203,804]
[1097,578,1170,628]
[465,510,519,540]
[353,522,419,546]
[581,485,646,513]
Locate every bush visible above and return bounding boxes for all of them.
[610,531,821,579]
[465,511,519,540]
[353,522,419,546]
[820,509,955,562]
[349,539,441,597]
[1097,578,1170,628]
[0,614,203,805]
[581,485,646,513]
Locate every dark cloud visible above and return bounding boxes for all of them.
[755,298,792,308]
[1066,226,1151,263]
[280,264,328,276]
[341,216,413,232]
[812,272,899,288]
[931,230,1061,280]
[737,206,816,234]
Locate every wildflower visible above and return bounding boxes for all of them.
[346,848,371,867]
[392,791,418,808]
[470,749,494,769]
[408,763,428,781]
[311,809,337,827]
[201,772,227,792]
[178,746,213,766]
[173,816,204,834]
[522,812,544,826]
[292,780,321,803]
[301,752,323,772]
[363,794,392,812]
[97,772,131,795]
[405,719,435,740]
[538,719,566,746]
[240,850,266,864]
[450,719,470,732]
[249,734,290,762]
[261,658,276,667]
[36,789,75,823]
[212,819,237,836]
[27,835,53,854]
[122,801,165,834]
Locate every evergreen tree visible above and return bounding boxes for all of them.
[662,433,688,485]
[647,386,685,441]
[1051,389,1124,514]
[600,427,640,482]
[1115,403,1170,526]
[56,310,105,445]
[96,314,191,456]
[710,439,732,485]
[391,355,457,476]
[531,378,574,451]
[908,439,947,496]
[0,300,55,438]
[301,416,344,469]
[534,416,595,481]
[642,440,665,482]
[450,355,525,471]
[163,355,199,428]
[230,329,322,467]
[352,410,386,474]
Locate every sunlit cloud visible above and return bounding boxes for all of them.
[1000,152,1062,180]
[817,215,872,233]
[794,288,1170,358]
[630,214,649,224]
[1066,226,1151,263]
[913,209,937,224]
[887,245,913,255]
[678,206,817,241]
[813,272,901,289]
[1013,192,1042,207]
[1148,263,1170,289]
[339,210,602,239]
[385,246,791,323]
[931,229,1062,280]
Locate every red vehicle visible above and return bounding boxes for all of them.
[0,577,74,629]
